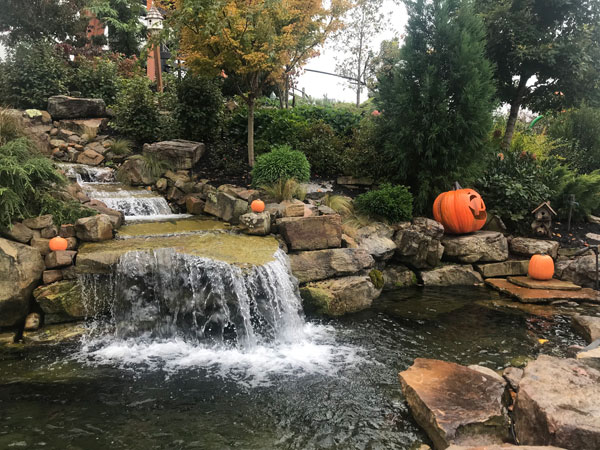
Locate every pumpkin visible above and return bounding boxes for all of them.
[49,236,68,252]
[251,199,265,213]
[528,254,554,281]
[433,188,487,234]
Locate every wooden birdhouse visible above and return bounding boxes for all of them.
[531,201,556,237]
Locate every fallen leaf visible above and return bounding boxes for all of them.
[538,338,549,344]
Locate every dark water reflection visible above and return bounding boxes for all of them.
[0,287,587,450]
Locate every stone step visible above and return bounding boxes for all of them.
[486,278,600,304]
[507,276,582,291]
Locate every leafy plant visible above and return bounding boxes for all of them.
[251,145,311,187]
[38,193,96,226]
[109,138,132,156]
[109,76,160,143]
[69,56,120,105]
[260,179,306,202]
[354,183,413,223]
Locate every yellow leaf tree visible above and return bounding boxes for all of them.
[172,0,347,166]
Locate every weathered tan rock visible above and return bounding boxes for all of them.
[1,222,33,243]
[24,312,41,331]
[118,156,157,185]
[394,218,444,269]
[47,95,106,119]
[555,254,598,289]
[508,276,581,291]
[344,222,396,261]
[59,118,107,135]
[442,231,508,263]
[43,269,63,284]
[513,355,600,449]
[475,260,529,278]
[278,215,342,251]
[77,148,104,166]
[502,367,524,391]
[510,238,559,259]
[289,248,374,283]
[33,280,90,324]
[572,315,600,344]
[399,359,509,450]
[576,347,600,360]
[22,214,53,230]
[239,212,271,236]
[382,264,418,290]
[204,191,248,224]
[446,446,563,450]
[40,225,58,239]
[143,140,205,170]
[0,238,45,327]
[75,214,113,242]
[485,278,599,304]
[300,275,381,316]
[185,195,205,215]
[45,250,77,269]
[280,200,305,217]
[421,265,484,287]
[22,322,86,345]
[29,237,51,256]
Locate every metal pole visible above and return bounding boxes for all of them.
[567,194,575,232]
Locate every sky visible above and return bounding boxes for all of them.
[296,1,409,104]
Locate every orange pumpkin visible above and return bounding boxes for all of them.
[528,254,554,280]
[49,236,68,252]
[251,199,265,213]
[433,188,487,234]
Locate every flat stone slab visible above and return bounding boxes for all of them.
[486,278,600,304]
[447,446,564,450]
[399,358,509,449]
[507,276,582,291]
[475,260,529,278]
[117,218,229,238]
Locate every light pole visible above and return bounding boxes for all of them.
[146,6,164,92]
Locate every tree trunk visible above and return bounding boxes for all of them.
[502,74,528,149]
[247,98,255,167]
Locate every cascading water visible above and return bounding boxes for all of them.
[57,162,189,221]
[77,247,359,385]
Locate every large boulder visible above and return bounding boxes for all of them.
[300,275,381,316]
[555,254,598,288]
[289,248,374,283]
[143,140,205,170]
[75,214,113,242]
[510,238,559,259]
[343,222,396,261]
[204,190,248,224]
[77,148,104,166]
[278,215,342,251]
[382,264,418,290]
[1,222,34,243]
[0,238,45,327]
[59,118,108,135]
[118,156,157,186]
[513,355,600,449]
[399,359,509,450]
[442,231,508,264]
[33,280,87,324]
[22,214,53,230]
[47,95,106,120]
[421,265,484,287]
[571,315,600,344]
[394,218,444,269]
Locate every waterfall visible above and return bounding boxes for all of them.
[80,248,305,347]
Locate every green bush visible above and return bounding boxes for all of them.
[38,193,96,226]
[175,74,224,143]
[69,57,120,105]
[547,107,600,174]
[0,41,69,109]
[110,76,160,144]
[553,170,600,221]
[296,122,347,177]
[251,145,311,187]
[354,183,413,223]
[0,108,24,146]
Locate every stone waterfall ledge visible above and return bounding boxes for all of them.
[300,276,382,316]
[76,233,280,274]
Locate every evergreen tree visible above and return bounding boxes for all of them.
[375,0,496,213]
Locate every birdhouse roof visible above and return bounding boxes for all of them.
[532,201,556,215]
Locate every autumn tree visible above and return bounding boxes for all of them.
[334,0,387,106]
[172,0,346,166]
[474,0,600,148]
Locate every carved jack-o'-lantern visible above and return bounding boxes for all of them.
[433,188,487,234]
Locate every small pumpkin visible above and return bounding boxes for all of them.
[251,199,265,213]
[49,236,68,252]
[433,188,487,234]
[528,254,554,281]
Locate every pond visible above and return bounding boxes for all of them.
[0,287,586,450]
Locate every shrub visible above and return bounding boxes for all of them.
[297,122,347,177]
[553,170,600,222]
[354,183,413,223]
[0,138,66,228]
[69,57,120,105]
[0,41,70,109]
[0,108,25,146]
[175,74,224,143]
[260,179,306,202]
[38,193,96,226]
[251,145,311,187]
[110,76,160,144]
